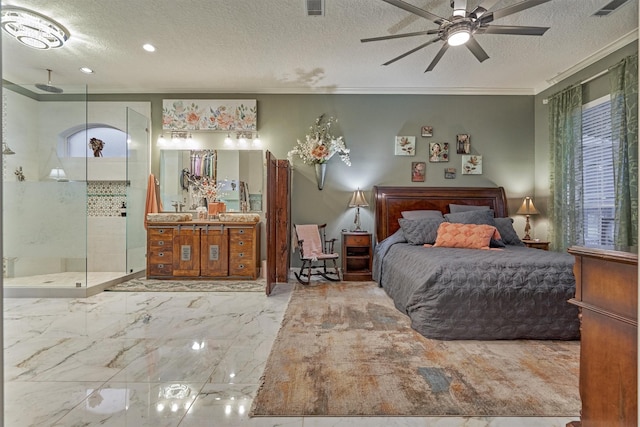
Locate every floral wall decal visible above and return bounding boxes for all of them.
[162,99,257,131]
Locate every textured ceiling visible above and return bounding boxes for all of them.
[1,0,638,95]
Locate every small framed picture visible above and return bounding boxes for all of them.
[456,134,471,154]
[429,142,449,162]
[421,126,433,137]
[411,162,426,182]
[462,155,482,175]
[444,167,456,179]
[394,136,415,156]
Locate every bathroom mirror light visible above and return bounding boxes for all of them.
[225,131,261,149]
[1,6,70,50]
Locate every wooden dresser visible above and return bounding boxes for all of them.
[147,220,261,279]
[567,246,637,427]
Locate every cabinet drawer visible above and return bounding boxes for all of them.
[149,228,173,238]
[229,259,253,276]
[345,234,370,246]
[148,250,173,263]
[149,238,171,248]
[148,263,173,276]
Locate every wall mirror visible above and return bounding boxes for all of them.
[160,149,263,213]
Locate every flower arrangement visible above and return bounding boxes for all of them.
[287,114,351,166]
[200,177,226,202]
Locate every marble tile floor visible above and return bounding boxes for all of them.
[3,283,577,427]
[4,271,142,298]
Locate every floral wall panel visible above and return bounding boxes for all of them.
[162,99,257,131]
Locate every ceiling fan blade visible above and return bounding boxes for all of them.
[361,30,440,43]
[452,0,468,16]
[480,0,551,23]
[425,43,449,72]
[477,25,549,36]
[470,0,500,19]
[465,37,490,63]
[383,37,441,66]
[382,0,449,25]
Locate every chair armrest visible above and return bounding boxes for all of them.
[325,237,337,253]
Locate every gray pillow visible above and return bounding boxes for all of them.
[444,209,495,225]
[398,217,444,245]
[448,204,491,213]
[494,217,525,246]
[444,210,504,248]
[401,210,444,220]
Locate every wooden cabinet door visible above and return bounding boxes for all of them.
[173,227,200,276]
[200,225,229,277]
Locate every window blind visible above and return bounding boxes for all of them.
[582,96,615,247]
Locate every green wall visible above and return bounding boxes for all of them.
[88,92,537,250]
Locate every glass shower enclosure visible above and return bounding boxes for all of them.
[2,83,149,297]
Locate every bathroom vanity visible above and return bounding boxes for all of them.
[147,218,261,280]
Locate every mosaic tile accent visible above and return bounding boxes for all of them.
[87,181,127,217]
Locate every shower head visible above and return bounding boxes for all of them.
[35,69,63,94]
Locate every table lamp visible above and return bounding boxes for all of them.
[516,196,539,240]
[348,189,369,232]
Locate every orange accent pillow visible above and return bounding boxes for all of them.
[433,222,498,250]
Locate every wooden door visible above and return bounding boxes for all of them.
[200,224,229,277]
[266,151,291,295]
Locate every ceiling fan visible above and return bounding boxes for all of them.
[361,0,551,72]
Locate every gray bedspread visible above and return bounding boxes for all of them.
[373,232,580,340]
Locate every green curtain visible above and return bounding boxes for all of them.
[609,53,639,248]
[548,85,583,252]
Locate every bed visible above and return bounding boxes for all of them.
[372,186,580,340]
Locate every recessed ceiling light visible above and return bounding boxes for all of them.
[143,43,156,52]
[79,67,94,74]
[1,6,70,50]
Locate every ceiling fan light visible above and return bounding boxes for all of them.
[447,28,470,46]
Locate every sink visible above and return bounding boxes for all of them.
[218,213,261,222]
[147,213,193,222]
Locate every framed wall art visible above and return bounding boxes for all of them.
[421,126,433,137]
[456,134,471,154]
[462,155,482,174]
[444,167,456,179]
[429,142,449,162]
[394,136,415,156]
[411,162,426,182]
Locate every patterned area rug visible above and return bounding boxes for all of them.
[106,277,265,292]
[250,281,580,417]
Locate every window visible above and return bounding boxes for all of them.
[582,95,615,248]
[66,124,128,158]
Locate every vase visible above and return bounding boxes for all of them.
[315,163,326,190]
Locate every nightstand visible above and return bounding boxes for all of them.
[341,232,372,281]
[522,239,550,250]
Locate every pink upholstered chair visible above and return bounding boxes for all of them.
[293,224,340,285]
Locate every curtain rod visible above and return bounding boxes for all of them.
[542,68,611,104]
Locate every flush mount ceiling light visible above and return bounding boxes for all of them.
[1,6,69,50]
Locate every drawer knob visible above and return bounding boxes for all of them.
[158,264,164,268]
[159,229,165,234]
[238,264,245,269]
[158,241,164,246]
[238,241,244,246]
[238,253,244,258]
[158,252,164,257]
[239,229,245,234]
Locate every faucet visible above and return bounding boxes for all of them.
[172,201,185,212]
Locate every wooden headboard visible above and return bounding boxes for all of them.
[373,186,508,243]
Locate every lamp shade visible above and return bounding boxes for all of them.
[49,167,67,181]
[516,196,539,215]
[348,189,369,208]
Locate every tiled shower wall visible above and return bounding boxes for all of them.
[88,181,127,217]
